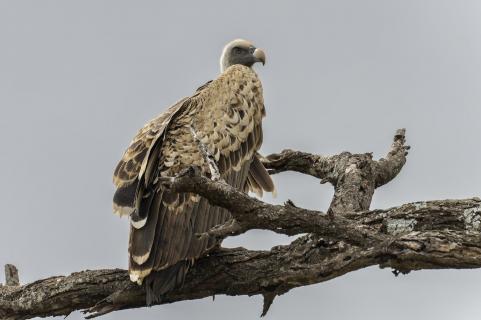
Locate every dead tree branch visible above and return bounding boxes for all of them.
[1,129,480,320]
[4,265,19,287]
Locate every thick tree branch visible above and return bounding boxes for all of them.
[2,129,479,319]
[1,199,479,319]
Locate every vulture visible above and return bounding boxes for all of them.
[112,39,275,304]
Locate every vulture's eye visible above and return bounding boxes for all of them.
[232,47,243,55]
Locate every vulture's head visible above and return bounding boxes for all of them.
[220,39,266,73]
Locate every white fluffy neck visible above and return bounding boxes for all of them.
[219,45,230,73]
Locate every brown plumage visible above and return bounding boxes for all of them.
[112,39,274,303]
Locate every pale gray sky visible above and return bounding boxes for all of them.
[1,1,481,319]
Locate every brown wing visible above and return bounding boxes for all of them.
[112,82,214,215]
[113,98,187,188]
[112,98,187,216]
[127,65,273,286]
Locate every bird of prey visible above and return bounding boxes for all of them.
[112,39,274,303]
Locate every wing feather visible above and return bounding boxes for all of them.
[130,191,162,264]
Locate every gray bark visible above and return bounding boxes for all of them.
[1,129,480,320]
[3,265,19,287]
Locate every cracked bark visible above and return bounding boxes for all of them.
[1,129,480,320]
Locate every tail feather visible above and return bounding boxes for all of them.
[144,261,191,305]
[247,154,276,196]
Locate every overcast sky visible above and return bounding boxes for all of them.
[1,1,481,319]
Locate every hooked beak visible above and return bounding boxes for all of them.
[253,48,266,65]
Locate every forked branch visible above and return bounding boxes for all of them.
[1,129,480,320]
